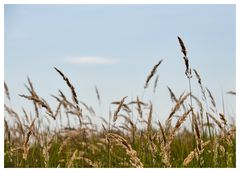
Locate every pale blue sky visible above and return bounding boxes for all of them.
[4,5,236,123]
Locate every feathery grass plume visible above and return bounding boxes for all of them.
[58,90,75,109]
[183,140,210,167]
[136,96,144,118]
[169,108,192,142]
[112,96,127,122]
[177,36,191,78]
[111,101,130,111]
[144,59,163,89]
[111,103,131,114]
[3,37,237,168]
[177,36,194,136]
[162,109,191,168]
[177,36,187,57]
[54,101,63,118]
[108,133,143,168]
[227,91,236,95]
[207,112,224,131]
[19,95,55,119]
[23,118,36,160]
[161,144,172,167]
[193,69,206,99]
[24,77,39,118]
[167,86,178,103]
[167,92,190,121]
[54,67,82,117]
[219,113,227,126]
[54,67,78,104]
[67,150,78,167]
[206,87,216,108]
[177,91,187,112]
[4,81,10,100]
[153,74,159,93]
[158,120,166,145]
[184,56,191,78]
[26,77,37,96]
[24,77,38,101]
[58,89,67,100]
[51,95,68,120]
[193,69,201,85]
[147,103,153,135]
[94,85,101,104]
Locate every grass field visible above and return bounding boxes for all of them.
[4,37,236,168]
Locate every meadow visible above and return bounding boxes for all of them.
[4,37,236,168]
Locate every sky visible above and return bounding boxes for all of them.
[4,4,236,125]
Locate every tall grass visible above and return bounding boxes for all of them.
[4,37,235,168]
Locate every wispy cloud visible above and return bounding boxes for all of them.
[65,56,120,65]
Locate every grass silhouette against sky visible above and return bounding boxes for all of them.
[4,4,235,122]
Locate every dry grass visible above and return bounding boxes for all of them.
[54,67,82,119]
[95,86,101,105]
[112,96,128,122]
[4,37,235,168]
[4,81,10,100]
[144,59,163,89]
[183,140,210,166]
[108,133,143,168]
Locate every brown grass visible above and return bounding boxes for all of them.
[4,36,236,168]
[54,67,82,117]
[177,36,187,57]
[144,59,163,89]
[112,96,127,122]
[108,133,143,168]
[4,81,10,100]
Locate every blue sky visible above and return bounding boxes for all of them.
[4,5,236,123]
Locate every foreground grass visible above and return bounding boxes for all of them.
[4,128,236,167]
[4,37,236,168]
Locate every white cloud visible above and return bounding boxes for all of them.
[65,56,119,65]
